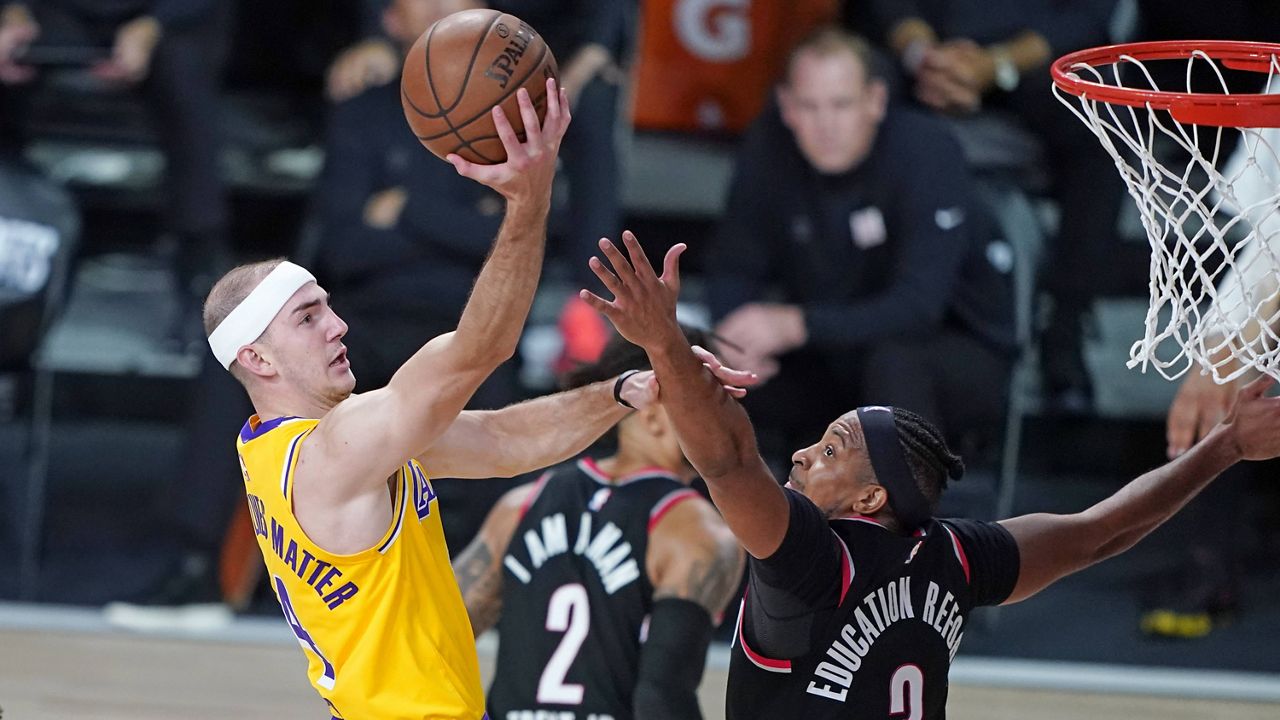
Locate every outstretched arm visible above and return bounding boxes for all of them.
[421,355,752,479]
[581,232,789,559]
[306,81,571,500]
[452,482,536,636]
[420,372,653,479]
[1000,376,1280,604]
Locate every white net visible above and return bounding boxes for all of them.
[1053,49,1280,382]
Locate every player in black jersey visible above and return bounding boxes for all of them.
[580,231,1280,720]
[453,327,747,720]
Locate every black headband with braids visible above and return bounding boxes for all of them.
[856,406,964,531]
[856,406,932,531]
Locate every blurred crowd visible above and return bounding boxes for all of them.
[2,0,1279,641]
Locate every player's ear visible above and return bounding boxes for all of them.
[237,343,276,379]
[851,481,888,516]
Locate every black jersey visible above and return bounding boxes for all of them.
[488,458,701,720]
[727,489,1020,720]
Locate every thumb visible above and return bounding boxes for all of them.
[662,243,686,291]
[1242,374,1274,401]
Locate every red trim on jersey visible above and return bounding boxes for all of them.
[648,489,700,532]
[579,457,681,486]
[834,514,888,529]
[834,532,855,606]
[735,594,792,673]
[942,524,971,583]
[518,471,553,520]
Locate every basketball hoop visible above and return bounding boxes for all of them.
[1052,40,1280,382]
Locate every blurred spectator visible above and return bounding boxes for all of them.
[315,0,511,398]
[320,0,634,371]
[707,27,1015,466]
[865,0,1120,413]
[325,0,398,103]
[488,0,633,370]
[0,0,233,328]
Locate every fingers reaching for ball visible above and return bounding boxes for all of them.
[448,77,571,204]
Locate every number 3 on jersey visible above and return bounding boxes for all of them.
[890,664,924,720]
[537,583,590,705]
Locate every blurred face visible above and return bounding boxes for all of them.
[778,49,887,175]
[786,412,876,518]
[255,283,355,408]
[385,0,480,47]
[620,403,697,480]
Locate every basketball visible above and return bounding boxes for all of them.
[401,9,559,164]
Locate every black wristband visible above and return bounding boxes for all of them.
[614,369,641,409]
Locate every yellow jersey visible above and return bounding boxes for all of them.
[237,414,486,719]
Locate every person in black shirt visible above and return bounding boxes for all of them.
[453,327,745,720]
[708,27,1014,461]
[579,230,1280,719]
[866,0,1121,411]
[313,0,507,398]
[0,0,231,318]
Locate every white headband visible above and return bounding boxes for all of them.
[208,261,317,370]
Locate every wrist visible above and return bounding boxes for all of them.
[613,369,641,410]
[901,39,931,76]
[504,195,551,225]
[1202,423,1245,467]
[889,18,937,58]
[987,45,1018,92]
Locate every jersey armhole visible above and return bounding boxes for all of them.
[647,488,701,533]
[517,470,554,520]
[940,523,972,584]
[732,591,793,674]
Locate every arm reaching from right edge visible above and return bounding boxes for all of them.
[580,232,790,559]
[1000,374,1280,604]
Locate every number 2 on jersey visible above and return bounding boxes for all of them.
[537,583,590,705]
[890,664,924,720]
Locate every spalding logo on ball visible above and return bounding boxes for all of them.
[402,9,559,165]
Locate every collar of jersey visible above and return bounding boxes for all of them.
[239,414,304,443]
[577,457,681,486]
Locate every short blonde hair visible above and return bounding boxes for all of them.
[784,26,876,86]
[202,257,286,380]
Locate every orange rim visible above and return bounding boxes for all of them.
[1051,40,1280,127]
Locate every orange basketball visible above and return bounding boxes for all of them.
[401,9,559,164]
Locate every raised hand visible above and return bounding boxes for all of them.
[447,78,571,206]
[91,16,160,84]
[1167,370,1240,458]
[580,231,685,350]
[1222,375,1280,461]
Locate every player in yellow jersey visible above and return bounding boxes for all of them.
[201,80,748,719]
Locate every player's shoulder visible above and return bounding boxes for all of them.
[650,490,735,546]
